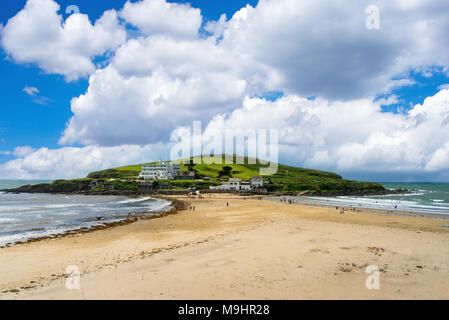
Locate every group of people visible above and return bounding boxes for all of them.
[336,206,357,214]
[187,193,215,200]
[281,198,296,204]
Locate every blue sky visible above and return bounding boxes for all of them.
[377,69,449,114]
[1,0,449,181]
[0,0,258,162]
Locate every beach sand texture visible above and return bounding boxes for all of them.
[1,194,449,299]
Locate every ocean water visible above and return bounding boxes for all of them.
[0,179,53,189]
[283,182,449,216]
[0,180,172,246]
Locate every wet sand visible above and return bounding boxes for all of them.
[1,194,449,299]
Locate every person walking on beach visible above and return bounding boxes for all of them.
[227,202,229,207]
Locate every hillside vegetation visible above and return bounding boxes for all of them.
[86,155,385,195]
[4,155,387,195]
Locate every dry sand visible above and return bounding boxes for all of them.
[1,194,449,299]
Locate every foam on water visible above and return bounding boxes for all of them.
[0,186,172,246]
[117,197,152,204]
[281,182,449,216]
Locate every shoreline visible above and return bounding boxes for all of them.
[0,195,187,249]
[1,190,410,198]
[268,196,449,221]
[1,191,448,249]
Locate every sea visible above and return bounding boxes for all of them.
[0,180,172,246]
[282,183,449,216]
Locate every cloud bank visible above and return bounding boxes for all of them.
[2,0,449,180]
[0,144,170,179]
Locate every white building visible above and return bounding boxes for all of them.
[240,181,251,191]
[139,162,181,180]
[250,176,264,188]
[210,178,251,191]
[228,178,242,190]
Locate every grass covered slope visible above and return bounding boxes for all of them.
[86,155,386,195]
[4,155,386,195]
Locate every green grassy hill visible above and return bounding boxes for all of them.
[86,155,385,194]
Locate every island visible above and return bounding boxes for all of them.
[2,154,406,196]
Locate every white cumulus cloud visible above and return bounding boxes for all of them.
[202,89,449,180]
[218,0,449,99]
[58,34,267,146]
[120,0,202,39]
[13,146,36,157]
[0,144,170,179]
[1,0,126,80]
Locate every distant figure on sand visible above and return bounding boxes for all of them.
[227,202,229,207]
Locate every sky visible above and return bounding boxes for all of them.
[0,0,449,181]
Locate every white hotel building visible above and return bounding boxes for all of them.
[139,162,181,180]
[210,178,252,191]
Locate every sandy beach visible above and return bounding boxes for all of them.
[1,194,449,300]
